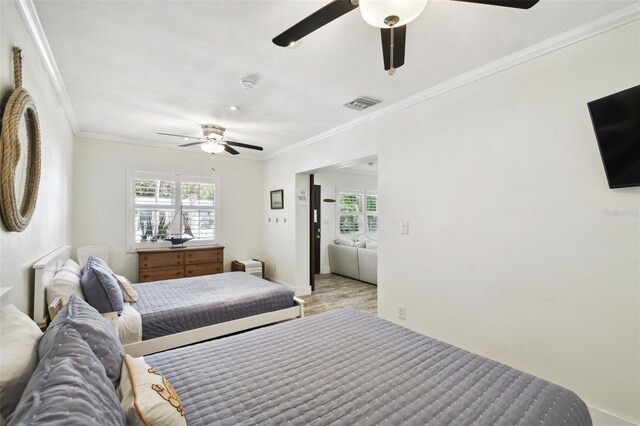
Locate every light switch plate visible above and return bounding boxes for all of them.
[401,221,409,234]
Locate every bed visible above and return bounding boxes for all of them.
[6,296,592,425]
[32,246,304,356]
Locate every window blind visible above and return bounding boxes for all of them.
[181,181,216,241]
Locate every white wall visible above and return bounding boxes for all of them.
[0,1,74,315]
[72,137,264,281]
[262,22,640,423]
[314,170,378,273]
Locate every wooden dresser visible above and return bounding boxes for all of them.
[137,245,224,283]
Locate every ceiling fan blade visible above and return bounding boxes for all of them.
[272,0,359,47]
[224,145,240,155]
[381,25,406,72]
[449,0,539,9]
[226,141,264,151]
[157,132,201,140]
[179,142,203,147]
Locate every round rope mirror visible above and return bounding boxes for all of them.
[0,48,41,232]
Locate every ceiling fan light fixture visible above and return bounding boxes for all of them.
[201,142,225,154]
[359,0,428,28]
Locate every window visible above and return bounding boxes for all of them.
[128,170,219,249]
[337,189,378,236]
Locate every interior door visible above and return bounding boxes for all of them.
[312,184,321,275]
[309,175,315,292]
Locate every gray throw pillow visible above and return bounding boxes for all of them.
[43,295,124,388]
[7,324,125,425]
[81,257,123,314]
[81,255,112,275]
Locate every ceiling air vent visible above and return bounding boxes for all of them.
[344,97,381,111]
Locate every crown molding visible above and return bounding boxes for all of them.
[264,4,640,161]
[17,0,80,134]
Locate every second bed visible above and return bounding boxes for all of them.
[33,246,304,356]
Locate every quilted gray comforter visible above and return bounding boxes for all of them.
[146,309,591,425]
[132,272,295,340]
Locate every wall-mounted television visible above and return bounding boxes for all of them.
[587,85,640,189]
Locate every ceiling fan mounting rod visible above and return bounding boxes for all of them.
[384,15,400,75]
[385,15,399,76]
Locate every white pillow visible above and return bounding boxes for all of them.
[118,355,187,426]
[113,274,139,303]
[334,238,354,246]
[0,305,43,418]
[365,239,378,249]
[47,269,85,305]
[60,259,82,277]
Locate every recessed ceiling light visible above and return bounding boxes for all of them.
[287,41,298,48]
[184,137,189,141]
[229,105,239,111]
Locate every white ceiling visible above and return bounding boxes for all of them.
[34,0,634,159]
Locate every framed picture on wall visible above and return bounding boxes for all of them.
[270,189,284,209]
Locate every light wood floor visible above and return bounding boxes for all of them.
[300,274,377,316]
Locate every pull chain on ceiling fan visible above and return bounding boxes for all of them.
[157,124,264,156]
[273,0,539,75]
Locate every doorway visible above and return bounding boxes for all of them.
[304,157,379,315]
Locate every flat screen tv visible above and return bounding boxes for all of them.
[587,85,640,188]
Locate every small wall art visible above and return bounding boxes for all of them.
[270,189,284,209]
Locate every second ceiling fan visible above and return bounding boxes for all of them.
[157,124,264,155]
[273,0,540,75]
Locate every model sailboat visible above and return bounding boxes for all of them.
[165,205,194,248]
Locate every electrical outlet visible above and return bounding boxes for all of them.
[398,305,406,320]
[273,263,277,272]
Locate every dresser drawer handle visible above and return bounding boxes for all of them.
[142,275,149,279]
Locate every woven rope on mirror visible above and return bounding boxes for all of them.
[0,47,41,232]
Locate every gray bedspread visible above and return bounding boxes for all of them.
[132,272,295,340]
[146,309,591,426]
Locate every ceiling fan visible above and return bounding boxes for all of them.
[273,0,539,75]
[157,124,264,155]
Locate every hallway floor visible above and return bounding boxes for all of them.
[300,273,377,316]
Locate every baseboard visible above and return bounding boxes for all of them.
[589,406,638,426]
[264,276,312,296]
